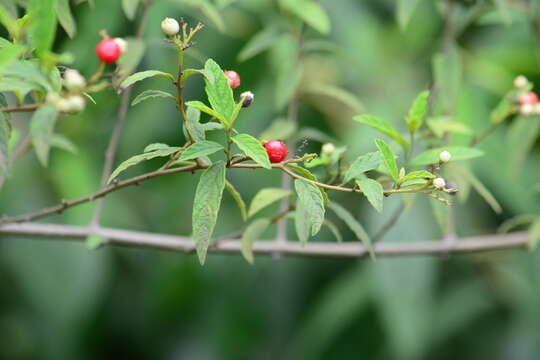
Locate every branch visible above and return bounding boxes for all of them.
[1,103,41,113]
[90,0,154,227]
[0,160,436,226]
[0,222,529,258]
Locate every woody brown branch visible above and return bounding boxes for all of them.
[0,222,529,258]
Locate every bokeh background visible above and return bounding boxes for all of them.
[2,0,540,359]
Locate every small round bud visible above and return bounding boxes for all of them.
[445,180,458,195]
[240,91,254,108]
[514,75,528,89]
[439,150,451,163]
[322,143,335,155]
[161,18,180,36]
[533,103,540,115]
[63,69,86,92]
[67,95,86,113]
[46,92,61,106]
[55,98,72,113]
[520,103,534,116]
[224,70,240,89]
[433,177,446,190]
[518,91,539,105]
[113,38,128,54]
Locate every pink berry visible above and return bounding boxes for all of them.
[518,91,539,105]
[96,39,121,64]
[264,140,287,163]
[224,70,240,89]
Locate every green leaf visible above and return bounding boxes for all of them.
[498,214,536,234]
[30,106,58,166]
[294,179,325,244]
[279,0,331,34]
[396,0,422,29]
[185,100,227,125]
[181,68,209,83]
[410,146,484,167]
[0,44,25,70]
[108,146,180,183]
[0,111,10,188]
[528,220,540,251]
[122,0,140,20]
[328,202,374,258]
[192,161,227,264]
[406,90,429,134]
[356,178,384,213]
[49,134,77,153]
[225,181,247,222]
[28,0,57,55]
[343,151,382,182]
[399,170,435,184]
[453,165,502,214]
[238,26,281,62]
[354,114,409,151]
[85,234,106,250]
[56,0,76,38]
[304,84,364,112]
[507,115,540,174]
[490,96,515,124]
[248,188,291,218]
[178,141,224,161]
[323,219,342,242]
[427,117,472,138]
[203,59,235,126]
[286,163,330,204]
[375,139,399,184]
[232,134,271,169]
[241,218,271,264]
[131,90,176,106]
[143,143,174,152]
[120,70,175,89]
[259,118,297,141]
[184,107,205,142]
[0,4,19,39]
[2,60,51,92]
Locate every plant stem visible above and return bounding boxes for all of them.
[1,103,41,113]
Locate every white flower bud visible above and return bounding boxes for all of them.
[240,91,254,108]
[46,92,61,106]
[161,18,180,36]
[514,75,528,89]
[67,95,86,113]
[63,69,86,92]
[433,177,446,190]
[322,143,335,155]
[113,38,128,54]
[55,98,72,113]
[439,150,451,163]
[520,103,534,116]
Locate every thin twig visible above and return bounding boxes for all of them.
[0,161,435,226]
[90,0,154,228]
[0,222,530,259]
[1,103,41,113]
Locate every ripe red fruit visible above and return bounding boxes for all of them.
[264,140,287,163]
[224,70,240,89]
[96,39,121,64]
[518,91,539,105]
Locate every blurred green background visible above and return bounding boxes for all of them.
[2,0,540,359]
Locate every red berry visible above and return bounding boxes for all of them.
[264,140,287,163]
[518,91,539,105]
[96,39,121,64]
[224,70,240,89]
